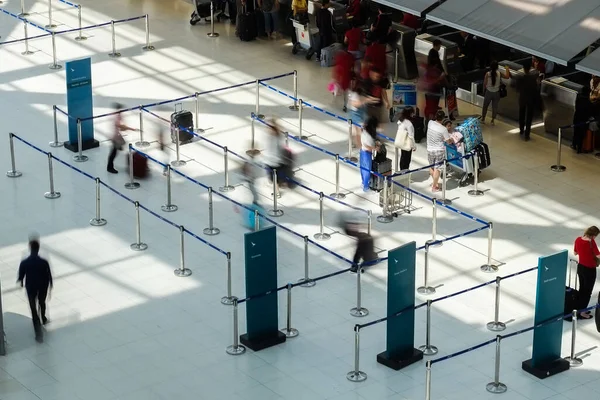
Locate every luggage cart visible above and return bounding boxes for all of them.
[189,0,224,25]
[379,173,413,217]
[445,142,475,187]
[291,19,318,60]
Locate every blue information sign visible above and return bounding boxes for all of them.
[65,57,98,152]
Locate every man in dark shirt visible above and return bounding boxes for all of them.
[18,238,53,343]
[516,62,540,141]
[316,0,334,62]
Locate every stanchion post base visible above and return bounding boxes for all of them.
[207,33,220,38]
[108,52,122,58]
[21,50,34,56]
[300,136,309,141]
[142,45,156,51]
[203,227,220,236]
[219,185,235,193]
[330,192,346,199]
[468,189,484,197]
[125,182,140,190]
[425,239,442,248]
[6,170,22,178]
[135,141,151,148]
[130,243,148,251]
[220,296,235,306]
[486,321,506,332]
[49,141,63,148]
[486,382,507,394]
[480,264,498,273]
[350,307,369,317]
[246,149,261,156]
[289,105,299,111]
[226,345,246,356]
[49,64,63,70]
[565,357,583,367]
[346,370,367,382]
[73,154,88,163]
[74,36,88,41]
[18,12,30,17]
[44,191,61,200]
[45,24,57,29]
[550,165,566,172]
[377,215,393,224]
[297,278,316,287]
[256,113,265,120]
[417,286,436,295]
[346,155,358,162]
[268,209,284,217]
[174,268,192,277]
[440,198,452,205]
[171,160,186,167]
[418,344,439,356]
[161,204,178,212]
[282,328,299,338]
[314,233,331,241]
[90,218,107,227]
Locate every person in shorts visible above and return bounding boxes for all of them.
[426,110,451,192]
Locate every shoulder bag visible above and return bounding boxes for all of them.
[394,122,413,151]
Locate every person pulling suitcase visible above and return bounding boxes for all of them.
[340,212,377,273]
[107,103,138,174]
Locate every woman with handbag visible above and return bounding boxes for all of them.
[394,106,416,171]
[573,226,600,319]
[107,103,137,174]
[481,61,510,126]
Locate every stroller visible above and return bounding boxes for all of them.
[190,0,225,25]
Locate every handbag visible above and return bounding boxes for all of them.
[394,123,413,151]
[112,132,126,150]
[499,83,507,98]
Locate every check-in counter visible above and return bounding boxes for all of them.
[414,33,462,76]
[386,23,418,81]
[541,74,585,140]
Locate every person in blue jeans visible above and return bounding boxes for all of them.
[259,0,279,38]
[359,116,379,191]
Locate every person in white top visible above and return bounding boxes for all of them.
[481,61,510,125]
[394,106,416,171]
[426,110,452,192]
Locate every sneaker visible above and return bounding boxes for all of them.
[107,167,118,174]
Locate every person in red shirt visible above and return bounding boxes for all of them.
[401,12,420,30]
[573,226,600,319]
[358,57,373,82]
[364,41,386,76]
[346,0,360,21]
[333,45,355,112]
[344,20,363,60]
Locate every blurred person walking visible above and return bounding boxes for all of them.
[263,118,288,195]
[107,103,137,174]
[17,236,53,343]
[333,43,355,112]
[573,226,600,319]
[340,211,377,273]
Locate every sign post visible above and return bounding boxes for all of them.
[240,226,286,351]
[377,242,423,370]
[64,58,99,152]
[522,250,569,379]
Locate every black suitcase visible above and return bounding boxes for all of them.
[474,142,491,170]
[239,8,257,41]
[369,158,392,191]
[170,104,194,144]
[255,8,266,37]
[564,287,579,318]
[411,115,425,143]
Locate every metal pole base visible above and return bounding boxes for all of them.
[417,286,436,295]
[171,160,187,167]
[90,218,107,227]
[297,278,316,287]
[44,191,61,199]
[73,154,88,163]
[418,345,439,356]
[75,36,88,41]
[440,199,452,206]
[289,105,299,111]
[565,357,583,367]
[346,370,367,382]
[468,189,484,197]
[135,140,151,148]
[174,268,192,277]
[195,128,205,134]
[49,64,62,70]
[256,113,265,120]
[6,170,22,178]
[130,242,148,251]
[246,149,261,156]
[377,215,393,224]
[300,136,309,141]
[21,50,34,56]
[207,33,219,38]
[282,328,299,338]
[108,52,122,58]
[49,141,63,148]
[203,227,220,236]
[221,296,235,306]
[330,192,346,200]
[486,382,507,394]
[161,204,178,212]
[350,307,369,317]
[142,45,156,51]
[314,233,331,241]
[226,345,246,356]
[480,264,498,273]
[268,209,284,217]
[45,24,57,29]
[219,185,235,192]
[551,165,566,172]
[426,239,442,248]
[18,12,30,17]
[346,155,358,163]
[486,321,506,332]
[125,182,140,190]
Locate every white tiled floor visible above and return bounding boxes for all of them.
[1,0,600,399]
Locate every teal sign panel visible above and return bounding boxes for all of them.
[531,250,568,367]
[65,58,94,144]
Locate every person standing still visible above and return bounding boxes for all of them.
[426,110,452,192]
[395,106,416,171]
[515,61,539,141]
[316,0,333,62]
[107,103,137,174]
[259,0,279,39]
[573,226,600,319]
[17,238,53,343]
[481,61,510,125]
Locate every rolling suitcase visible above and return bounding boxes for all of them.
[474,142,491,170]
[239,6,257,41]
[320,43,342,67]
[170,103,194,144]
[127,152,149,178]
[369,157,392,191]
[582,129,594,153]
[410,115,425,143]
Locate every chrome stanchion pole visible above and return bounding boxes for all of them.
[226,298,246,355]
[289,70,299,110]
[108,20,121,58]
[49,32,62,70]
[486,336,507,393]
[564,309,583,366]
[394,148,399,173]
[298,99,308,140]
[254,209,260,232]
[417,244,435,295]
[425,198,442,247]
[330,154,346,199]
[346,119,358,162]
[255,79,265,120]
[73,119,88,162]
[468,155,484,196]
[219,146,235,192]
[124,146,141,189]
[486,276,506,331]
[425,361,432,400]
[367,210,372,236]
[297,236,315,287]
[142,14,156,50]
[221,252,234,305]
[418,300,438,355]
[45,0,56,28]
[551,127,566,172]
[346,325,367,382]
[393,49,399,83]
[268,169,284,217]
[349,266,369,317]
[284,131,289,147]
[74,5,87,41]
[90,178,107,226]
[193,93,204,133]
[171,132,186,167]
[18,0,29,17]
[377,176,393,223]
[440,160,451,205]
[161,165,178,212]
[49,106,63,147]
[135,106,150,147]
[130,202,148,251]
[281,283,299,338]
[44,153,61,199]
[21,21,33,55]
[246,116,261,156]
[6,133,22,178]
[174,225,192,277]
[207,3,219,37]
[480,223,498,273]
[314,192,331,240]
[203,187,221,235]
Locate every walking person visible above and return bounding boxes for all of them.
[333,43,355,112]
[481,61,510,125]
[17,237,53,343]
[340,211,377,273]
[426,110,452,192]
[242,152,260,205]
[515,61,539,141]
[573,226,600,319]
[263,118,286,195]
[394,106,416,171]
[359,116,380,192]
[107,103,137,174]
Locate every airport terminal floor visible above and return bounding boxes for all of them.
[1,0,600,399]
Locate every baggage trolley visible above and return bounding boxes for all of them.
[190,0,224,25]
[291,19,318,60]
[379,173,413,217]
[445,142,476,187]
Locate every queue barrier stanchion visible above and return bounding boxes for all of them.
[19,0,29,17]
[418,300,438,355]
[297,235,316,287]
[425,361,432,400]
[417,244,435,295]
[226,298,246,355]
[203,187,220,235]
[44,153,61,199]
[480,222,498,273]
[125,146,141,189]
[193,93,204,133]
[367,210,372,235]
[281,283,299,338]
[174,225,192,277]
[246,116,260,156]
[130,201,148,251]
[135,106,150,147]
[45,0,56,29]
[21,21,33,55]
[221,252,234,305]
[161,165,178,212]
[73,119,88,162]
[551,127,566,172]
[468,156,484,197]
[207,2,219,38]
[289,70,299,111]
[330,154,346,199]
[377,176,393,223]
[346,325,367,382]
[171,133,186,167]
[268,169,284,217]
[7,133,23,178]
[90,177,107,226]
[49,32,62,70]
[313,192,331,241]
[108,20,121,58]
[349,266,369,317]
[440,159,451,205]
[346,119,357,162]
[425,198,442,247]
[486,276,506,332]
[564,309,583,367]
[142,14,156,50]
[50,106,63,147]
[255,79,265,120]
[254,209,260,232]
[74,5,87,41]
[219,146,235,192]
[486,335,507,393]
[298,99,308,141]
[393,148,399,174]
